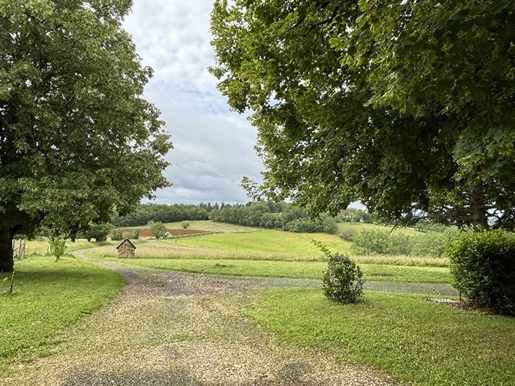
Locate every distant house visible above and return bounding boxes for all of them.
[116,239,136,259]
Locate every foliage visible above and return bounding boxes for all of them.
[323,254,364,304]
[352,228,458,258]
[338,228,357,242]
[0,257,123,374]
[111,204,208,227]
[48,237,67,262]
[81,222,113,242]
[244,289,515,386]
[111,228,124,241]
[312,239,364,303]
[414,220,448,233]
[181,221,190,229]
[447,230,515,315]
[209,201,338,234]
[131,228,140,240]
[149,221,167,239]
[211,0,515,231]
[0,0,172,271]
[341,208,375,223]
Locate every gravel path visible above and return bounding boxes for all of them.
[2,262,402,386]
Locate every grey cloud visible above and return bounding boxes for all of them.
[123,1,265,204]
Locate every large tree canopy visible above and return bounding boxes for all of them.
[0,0,172,271]
[210,0,515,230]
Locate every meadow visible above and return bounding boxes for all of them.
[2,220,514,385]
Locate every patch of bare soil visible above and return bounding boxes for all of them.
[2,265,400,386]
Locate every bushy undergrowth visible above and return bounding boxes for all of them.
[323,253,364,303]
[447,230,515,315]
[314,240,364,303]
[352,228,458,257]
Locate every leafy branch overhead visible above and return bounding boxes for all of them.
[210,0,515,230]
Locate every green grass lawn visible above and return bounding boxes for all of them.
[96,257,451,283]
[243,288,515,385]
[0,256,124,375]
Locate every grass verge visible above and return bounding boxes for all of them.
[243,288,515,386]
[94,257,451,283]
[0,256,124,375]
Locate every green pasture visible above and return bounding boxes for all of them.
[243,288,515,386]
[0,256,124,375]
[170,229,353,256]
[94,257,451,283]
[82,228,447,266]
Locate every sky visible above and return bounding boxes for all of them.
[123,0,264,205]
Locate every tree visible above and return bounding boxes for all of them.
[210,0,515,230]
[0,0,172,272]
[149,221,167,239]
[48,236,66,262]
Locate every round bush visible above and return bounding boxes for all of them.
[323,253,364,304]
[447,230,515,315]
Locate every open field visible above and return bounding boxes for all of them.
[81,231,447,266]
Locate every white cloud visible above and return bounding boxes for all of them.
[124,0,264,204]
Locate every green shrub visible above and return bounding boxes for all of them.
[48,237,67,262]
[447,230,515,315]
[181,221,190,229]
[412,228,458,257]
[81,222,113,242]
[388,233,412,255]
[313,239,364,304]
[132,228,140,239]
[111,228,123,241]
[149,221,167,239]
[352,230,390,254]
[323,253,364,303]
[339,228,357,242]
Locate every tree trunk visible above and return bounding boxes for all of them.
[0,229,14,272]
[470,185,489,231]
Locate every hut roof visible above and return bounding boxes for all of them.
[116,238,136,249]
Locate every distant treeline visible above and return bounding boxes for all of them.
[209,201,339,234]
[111,203,209,227]
[111,201,365,234]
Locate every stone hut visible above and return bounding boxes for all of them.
[116,238,136,259]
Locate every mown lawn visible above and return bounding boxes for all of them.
[98,257,451,283]
[243,288,515,386]
[0,256,124,375]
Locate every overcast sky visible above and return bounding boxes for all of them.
[123,0,263,205]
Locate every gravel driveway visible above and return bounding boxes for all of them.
[3,264,401,386]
